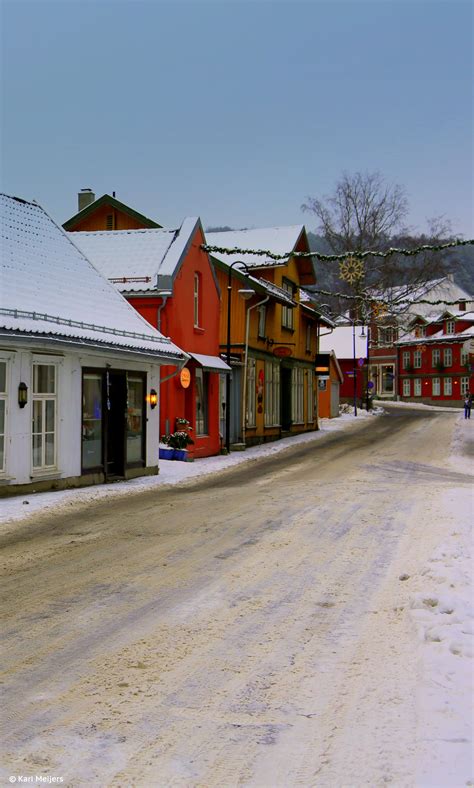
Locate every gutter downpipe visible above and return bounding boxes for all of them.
[242,295,269,448]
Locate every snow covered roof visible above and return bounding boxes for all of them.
[396,325,474,346]
[0,194,185,360]
[206,225,305,268]
[319,325,369,359]
[68,217,200,293]
[369,277,473,320]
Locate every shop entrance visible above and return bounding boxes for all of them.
[281,366,292,431]
[105,371,127,478]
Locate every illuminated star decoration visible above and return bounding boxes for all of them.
[339,256,365,284]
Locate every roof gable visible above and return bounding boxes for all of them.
[63,193,161,231]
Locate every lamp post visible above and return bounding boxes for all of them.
[322,307,367,416]
[225,261,253,454]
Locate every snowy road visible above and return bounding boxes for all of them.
[1,407,472,787]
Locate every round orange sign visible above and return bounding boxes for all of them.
[273,346,292,357]
[180,368,191,388]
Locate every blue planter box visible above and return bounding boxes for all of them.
[173,449,188,461]
[159,447,175,460]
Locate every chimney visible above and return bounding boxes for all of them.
[78,188,95,212]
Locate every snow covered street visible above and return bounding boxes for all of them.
[1,405,472,787]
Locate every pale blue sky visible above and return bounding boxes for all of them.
[1,0,472,237]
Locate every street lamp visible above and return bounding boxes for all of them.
[225,261,254,453]
[323,307,367,416]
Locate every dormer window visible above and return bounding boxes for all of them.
[459,300,466,311]
[446,320,455,334]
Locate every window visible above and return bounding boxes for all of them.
[32,363,57,470]
[413,350,422,369]
[461,348,469,366]
[461,377,470,396]
[402,351,410,370]
[195,368,208,434]
[444,377,452,396]
[307,369,314,422]
[443,348,452,367]
[432,349,441,367]
[246,358,256,427]
[82,372,103,469]
[432,377,440,396]
[414,324,426,338]
[381,364,395,394]
[126,376,145,464]
[379,327,394,345]
[194,273,201,328]
[403,379,411,397]
[414,378,422,396]
[291,367,305,423]
[0,361,6,472]
[257,305,266,339]
[306,323,312,353]
[281,280,294,330]
[264,361,280,426]
[106,214,114,230]
[446,320,455,334]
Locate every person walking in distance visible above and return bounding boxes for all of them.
[464,394,472,419]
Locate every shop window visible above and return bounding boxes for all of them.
[264,361,280,426]
[0,361,6,472]
[461,377,470,396]
[291,367,304,423]
[195,367,209,435]
[381,364,395,394]
[403,379,411,397]
[126,375,145,464]
[246,358,256,427]
[443,348,452,367]
[32,363,57,470]
[82,372,103,469]
[432,378,440,396]
[281,280,294,330]
[444,377,452,396]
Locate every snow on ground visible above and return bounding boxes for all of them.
[0,408,379,530]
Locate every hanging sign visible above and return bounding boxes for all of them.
[180,368,191,388]
[315,353,330,375]
[273,346,292,358]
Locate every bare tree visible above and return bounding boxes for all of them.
[302,171,454,317]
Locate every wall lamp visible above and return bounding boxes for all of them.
[149,389,158,409]
[18,381,28,408]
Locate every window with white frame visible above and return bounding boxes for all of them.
[403,379,411,397]
[432,377,440,396]
[446,320,455,334]
[0,361,6,472]
[443,348,452,367]
[414,378,422,396]
[461,377,470,396]
[246,358,256,427]
[32,363,57,470]
[291,367,305,423]
[444,377,452,396]
[461,348,469,366]
[193,272,201,328]
[413,350,422,368]
[257,304,266,339]
[414,324,426,338]
[281,280,294,330]
[307,369,314,422]
[402,351,410,369]
[264,360,280,426]
[432,348,440,367]
[305,323,312,353]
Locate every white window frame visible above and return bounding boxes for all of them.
[257,305,266,339]
[460,377,470,396]
[414,378,422,397]
[444,377,452,396]
[281,280,294,330]
[291,367,305,424]
[402,351,410,370]
[446,320,455,335]
[403,379,411,397]
[0,359,7,473]
[460,348,469,366]
[432,377,440,396]
[264,360,280,426]
[193,272,201,328]
[246,358,256,427]
[443,348,452,367]
[32,362,58,471]
[432,348,440,367]
[413,350,422,369]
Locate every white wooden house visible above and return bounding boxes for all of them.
[0,194,186,495]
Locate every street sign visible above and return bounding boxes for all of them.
[368,381,375,389]
[357,358,365,367]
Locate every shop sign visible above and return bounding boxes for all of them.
[180,368,191,388]
[273,346,292,357]
[315,353,330,375]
